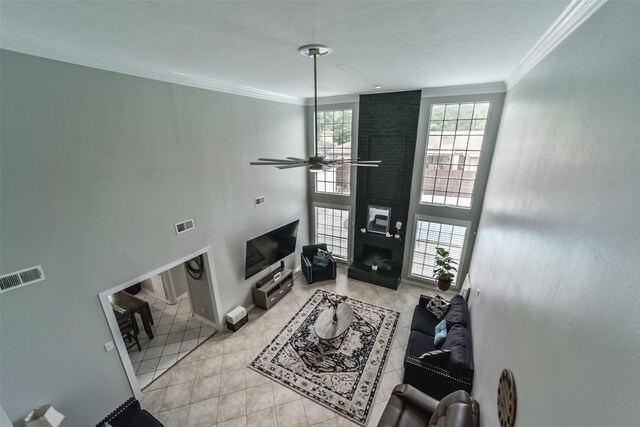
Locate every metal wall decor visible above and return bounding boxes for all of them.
[497,369,516,427]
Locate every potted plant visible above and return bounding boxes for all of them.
[433,247,457,291]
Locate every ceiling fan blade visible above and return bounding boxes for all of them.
[257,158,299,163]
[286,157,309,162]
[338,159,382,164]
[350,163,380,167]
[276,164,309,169]
[250,161,304,165]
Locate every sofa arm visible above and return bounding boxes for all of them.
[419,294,433,308]
[129,410,164,427]
[301,253,312,283]
[328,254,337,279]
[96,397,144,427]
[392,384,439,415]
[404,355,473,400]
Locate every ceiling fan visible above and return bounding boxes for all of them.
[250,44,381,173]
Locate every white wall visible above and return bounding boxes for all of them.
[0,50,308,425]
[469,3,640,426]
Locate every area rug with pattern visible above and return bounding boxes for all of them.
[248,289,399,426]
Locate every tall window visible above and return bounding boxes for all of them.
[315,206,349,260]
[421,102,490,208]
[316,110,353,195]
[410,219,467,284]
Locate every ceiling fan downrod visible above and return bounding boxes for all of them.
[249,44,381,172]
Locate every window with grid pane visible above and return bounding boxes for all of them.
[421,102,491,208]
[315,206,349,260]
[411,219,467,284]
[315,110,353,195]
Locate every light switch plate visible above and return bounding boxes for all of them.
[104,341,115,352]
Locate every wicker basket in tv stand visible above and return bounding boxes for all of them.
[251,268,294,310]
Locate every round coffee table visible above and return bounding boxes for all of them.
[315,302,354,351]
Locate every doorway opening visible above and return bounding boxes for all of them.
[98,247,222,399]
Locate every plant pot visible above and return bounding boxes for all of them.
[437,278,452,291]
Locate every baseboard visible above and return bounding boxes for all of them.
[192,313,218,328]
[139,288,189,305]
[400,278,459,297]
[139,288,171,305]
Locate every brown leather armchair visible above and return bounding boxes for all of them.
[378,384,479,427]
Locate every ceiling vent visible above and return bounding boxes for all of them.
[175,219,195,235]
[0,265,46,294]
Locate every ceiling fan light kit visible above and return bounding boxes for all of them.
[250,44,381,172]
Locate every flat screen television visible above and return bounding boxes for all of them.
[244,219,299,279]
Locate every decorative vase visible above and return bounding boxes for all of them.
[322,293,348,324]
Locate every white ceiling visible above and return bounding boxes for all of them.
[0,1,570,100]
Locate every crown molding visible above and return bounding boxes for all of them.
[0,29,306,105]
[421,82,506,98]
[307,94,359,106]
[310,82,507,106]
[506,0,608,90]
[2,0,605,107]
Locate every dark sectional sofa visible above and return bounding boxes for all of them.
[403,294,474,400]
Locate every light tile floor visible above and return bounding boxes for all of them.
[142,268,436,427]
[125,291,217,388]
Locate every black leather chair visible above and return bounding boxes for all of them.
[301,243,337,284]
[378,384,479,427]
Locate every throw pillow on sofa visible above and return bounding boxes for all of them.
[313,249,331,267]
[434,319,448,346]
[443,295,470,327]
[426,295,451,319]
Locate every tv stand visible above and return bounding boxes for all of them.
[255,260,285,289]
[252,268,293,310]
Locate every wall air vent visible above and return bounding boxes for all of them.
[0,265,46,294]
[175,218,195,235]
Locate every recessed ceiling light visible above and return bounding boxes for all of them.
[374,85,382,89]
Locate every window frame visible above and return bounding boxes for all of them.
[313,202,352,262]
[314,108,354,197]
[419,101,492,210]
[401,92,505,289]
[408,215,472,289]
